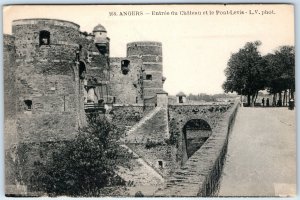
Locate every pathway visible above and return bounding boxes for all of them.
[218,107,296,197]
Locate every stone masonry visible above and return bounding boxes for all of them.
[4,18,237,197]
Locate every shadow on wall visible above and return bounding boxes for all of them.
[182,119,212,164]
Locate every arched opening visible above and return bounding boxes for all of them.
[39,30,50,46]
[79,61,86,80]
[121,59,130,75]
[183,119,212,160]
[179,96,183,103]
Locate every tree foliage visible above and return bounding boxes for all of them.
[222,41,295,106]
[222,41,266,106]
[263,46,295,96]
[26,115,131,196]
[187,93,238,102]
[188,93,216,102]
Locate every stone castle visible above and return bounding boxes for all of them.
[4,18,238,196]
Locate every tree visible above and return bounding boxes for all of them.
[187,93,216,102]
[27,115,131,196]
[263,46,295,105]
[222,41,266,106]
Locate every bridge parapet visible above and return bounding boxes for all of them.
[155,101,239,197]
[168,103,233,130]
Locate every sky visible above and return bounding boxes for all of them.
[3,4,294,95]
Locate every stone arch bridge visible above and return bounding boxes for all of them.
[168,103,233,165]
[118,101,238,196]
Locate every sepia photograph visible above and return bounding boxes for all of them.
[2,4,296,197]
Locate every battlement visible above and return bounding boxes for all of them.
[127,41,162,57]
[127,41,162,47]
[12,18,80,30]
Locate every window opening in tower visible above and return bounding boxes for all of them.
[146,74,152,80]
[39,30,50,46]
[24,100,32,110]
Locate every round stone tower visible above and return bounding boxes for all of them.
[12,18,85,143]
[127,41,164,99]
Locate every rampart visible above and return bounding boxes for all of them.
[4,17,240,197]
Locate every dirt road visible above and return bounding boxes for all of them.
[218,107,296,197]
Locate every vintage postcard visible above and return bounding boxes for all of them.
[3,4,295,197]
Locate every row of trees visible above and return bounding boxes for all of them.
[222,41,295,106]
[187,93,237,102]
